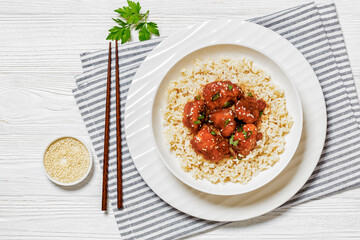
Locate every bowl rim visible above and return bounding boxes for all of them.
[149,42,303,195]
[42,136,93,186]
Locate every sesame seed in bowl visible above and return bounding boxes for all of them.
[43,136,92,186]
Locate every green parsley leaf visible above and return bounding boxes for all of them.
[112,18,127,27]
[115,1,141,20]
[147,22,160,36]
[208,120,213,124]
[114,8,131,19]
[211,131,216,136]
[247,92,253,97]
[139,25,151,41]
[237,156,242,160]
[135,22,145,30]
[212,92,220,101]
[127,0,141,13]
[128,13,140,24]
[195,95,201,100]
[193,120,201,125]
[230,156,234,159]
[260,111,263,117]
[228,85,233,91]
[106,26,123,40]
[197,115,205,120]
[121,27,131,44]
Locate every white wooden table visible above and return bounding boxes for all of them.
[1,0,359,239]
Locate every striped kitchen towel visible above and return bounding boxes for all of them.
[72,2,360,239]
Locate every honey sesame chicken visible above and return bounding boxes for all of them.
[183,80,267,161]
[235,97,267,124]
[203,81,243,110]
[233,124,259,156]
[190,125,230,162]
[182,100,206,132]
[208,109,236,138]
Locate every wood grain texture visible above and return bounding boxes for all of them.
[0,0,359,239]
[115,41,123,209]
[101,42,112,211]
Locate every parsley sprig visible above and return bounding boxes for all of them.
[107,1,160,43]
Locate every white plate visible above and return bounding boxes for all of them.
[151,44,303,195]
[125,20,327,221]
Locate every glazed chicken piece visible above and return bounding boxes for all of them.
[208,109,236,138]
[232,124,261,156]
[234,97,266,124]
[182,100,206,132]
[191,125,229,162]
[203,81,243,110]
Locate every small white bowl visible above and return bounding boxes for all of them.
[42,136,93,186]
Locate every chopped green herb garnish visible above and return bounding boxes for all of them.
[230,156,234,159]
[242,131,247,138]
[197,115,205,120]
[195,95,201,100]
[229,135,239,146]
[209,120,213,124]
[247,92,253,97]
[238,124,244,132]
[244,131,252,139]
[260,111,263,117]
[224,119,230,127]
[224,101,231,108]
[211,131,216,136]
[212,92,220,101]
[193,120,201,125]
[237,156,242,160]
[228,85,233,91]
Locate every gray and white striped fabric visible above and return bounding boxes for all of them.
[72,2,360,239]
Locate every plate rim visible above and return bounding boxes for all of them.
[124,20,327,221]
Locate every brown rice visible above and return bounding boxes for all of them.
[163,58,293,184]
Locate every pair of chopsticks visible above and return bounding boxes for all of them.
[102,41,123,211]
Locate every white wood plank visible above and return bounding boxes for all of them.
[0,0,359,239]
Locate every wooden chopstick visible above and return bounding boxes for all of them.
[115,40,123,209]
[101,42,112,211]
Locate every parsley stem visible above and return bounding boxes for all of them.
[144,10,149,22]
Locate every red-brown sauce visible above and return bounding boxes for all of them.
[233,124,259,156]
[182,100,205,133]
[208,109,236,138]
[190,125,229,162]
[183,81,267,161]
[235,97,266,124]
[203,81,243,110]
